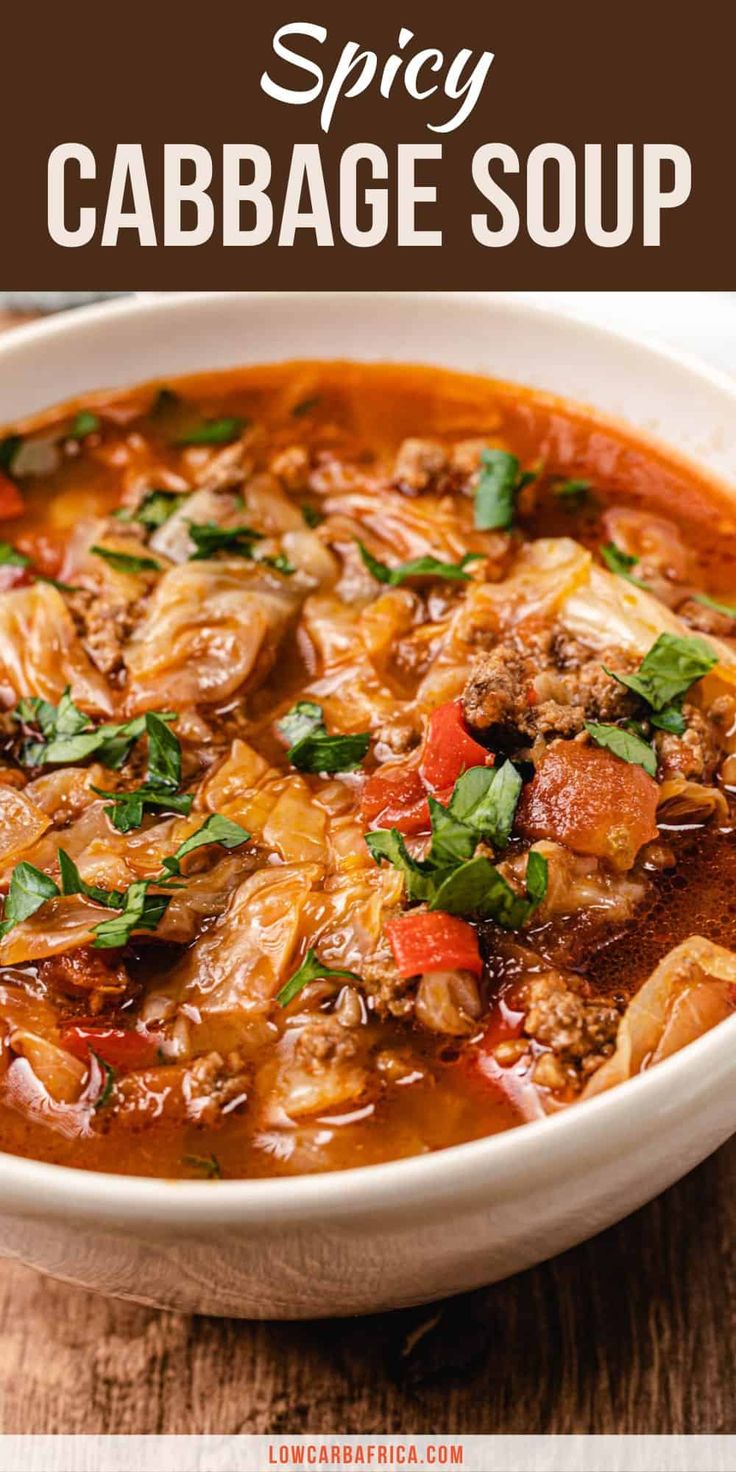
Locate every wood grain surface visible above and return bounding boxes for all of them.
[0,1135,734,1435]
[0,307,733,1439]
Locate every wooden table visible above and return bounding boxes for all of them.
[0,306,733,1438]
[1,1136,735,1434]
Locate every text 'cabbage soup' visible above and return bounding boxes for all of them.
[0,361,735,1178]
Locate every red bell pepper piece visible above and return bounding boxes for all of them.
[0,472,23,521]
[419,700,490,792]
[386,911,483,978]
[60,1023,160,1072]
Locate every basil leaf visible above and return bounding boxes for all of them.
[0,862,60,938]
[186,521,262,560]
[115,490,188,529]
[145,712,181,790]
[585,722,657,777]
[357,541,483,587]
[605,633,718,712]
[286,731,370,775]
[91,880,172,949]
[92,784,193,835]
[448,761,522,849]
[474,449,535,531]
[277,700,323,747]
[175,417,244,446]
[600,542,647,588]
[693,591,736,621]
[649,705,687,735]
[13,691,173,771]
[426,796,477,868]
[276,947,361,1008]
[58,848,124,908]
[0,542,29,568]
[364,829,438,904]
[160,814,251,876]
[91,545,161,574]
[430,852,547,925]
[68,411,100,440]
[278,700,369,774]
[525,850,549,907]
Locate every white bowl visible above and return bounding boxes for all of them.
[1,291,736,1319]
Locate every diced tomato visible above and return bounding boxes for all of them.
[361,761,431,834]
[516,740,659,870]
[386,911,483,978]
[60,1023,160,1072]
[419,700,491,792]
[0,472,23,521]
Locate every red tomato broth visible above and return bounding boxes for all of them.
[0,359,733,1178]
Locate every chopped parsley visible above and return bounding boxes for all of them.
[277,701,370,774]
[301,504,323,528]
[474,449,536,531]
[175,417,244,447]
[276,948,361,1008]
[585,721,657,777]
[357,541,483,586]
[91,545,162,574]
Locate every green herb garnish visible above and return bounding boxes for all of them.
[553,477,591,506]
[186,521,263,560]
[182,1153,222,1178]
[115,490,188,529]
[91,711,192,833]
[91,545,162,574]
[67,411,100,440]
[276,948,361,1008]
[277,701,369,774]
[301,505,323,528]
[0,435,22,476]
[585,722,657,777]
[90,1049,116,1110]
[175,417,244,447]
[605,633,717,713]
[159,814,251,877]
[13,689,176,771]
[357,542,483,587]
[600,542,647,588]
[0,862,60,939]
[474,449,536,531]
[90,880,173,949]
[0,542,29,568]
[692,592,736,621]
